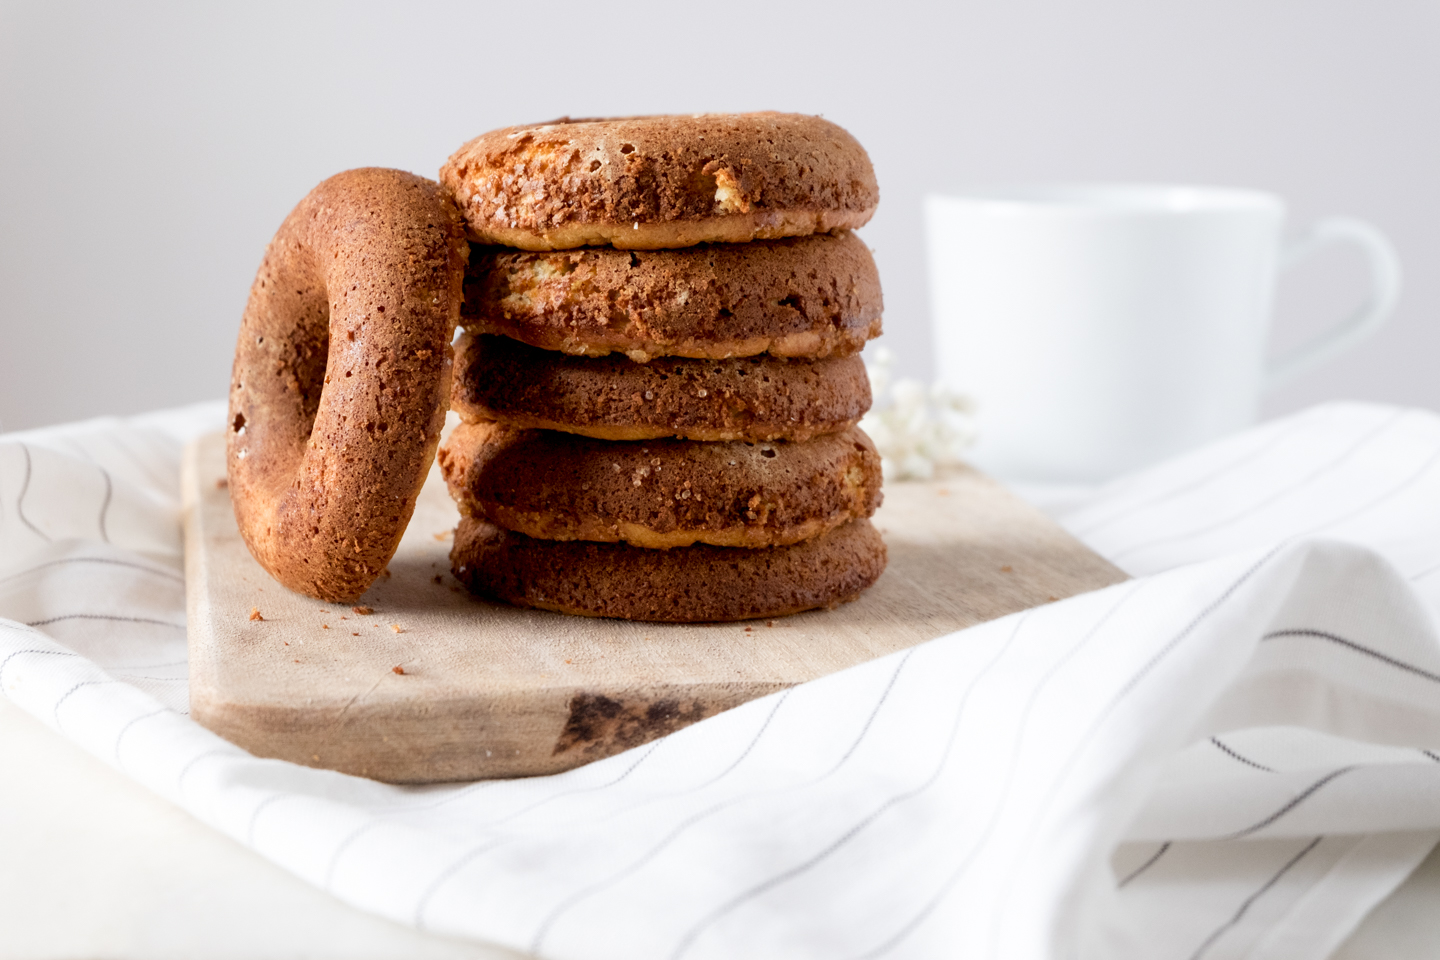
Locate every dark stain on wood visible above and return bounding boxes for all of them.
[553,692,710,758]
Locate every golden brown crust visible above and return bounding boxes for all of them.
[451,334,872,443]
[440,113,878,250]
[438,422,883,549]
[466,211,871,252]
[461,231,882,361]
[227,168,468,603]
[450,517,888,622]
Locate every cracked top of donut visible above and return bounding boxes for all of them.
[461,231,882,361]
[440,113,878,250]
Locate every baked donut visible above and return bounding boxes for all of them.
[451,334,872,443]
[438,422,883,549]
[461,232,882,361]
[440,113,878,250]
[451,517,887,622]
[227,168,468,602]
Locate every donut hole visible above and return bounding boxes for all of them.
[293,329,331,435]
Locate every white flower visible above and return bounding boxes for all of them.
[859,346,978,481]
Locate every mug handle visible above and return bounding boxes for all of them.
[1264,217,1403,392]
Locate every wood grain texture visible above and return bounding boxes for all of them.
[184,430,1125,783]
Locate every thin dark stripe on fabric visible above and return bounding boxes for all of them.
[1187,837,1324,960]
[52,677,118,727]
[414,739,664,928]
[97,466,113,543]
[0,644,81,680]
[1211,737,1275,773]
[1117,841,1172,888]
[15,443,52,542]
[1107,410,1407,562]
[649,689,794,798]
[432,690,800,936]
[108,659,188,670]
[1072,417,1310,537]
[1296,444,1440,542]
[175,748,239,797]
[1218,768,1355,840]
[0,557,185,587]
[324,820,387,891]
[983,545,1289,948]
[666,612,1036,960]
[27,613,186,630]
[113,707,170,765]
[844,584,1150,960]
[246,792,296,844]
[469,732,670,831]
[1412,561,1440,583]
[104,433,173,492]
[346,775,504,818]
[531,652,919,953]
[414,838,511,929]
[1263,629,1440,685]
[498,696,784,835]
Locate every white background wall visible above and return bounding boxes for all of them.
[2,0,1436,433]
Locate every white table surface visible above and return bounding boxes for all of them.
[0,696,526,960]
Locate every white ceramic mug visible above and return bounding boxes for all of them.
[925,185,1402,483]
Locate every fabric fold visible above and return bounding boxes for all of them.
[3,400,1440,960]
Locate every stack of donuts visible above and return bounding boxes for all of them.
[226,113,888,620]
[434,113,889,622]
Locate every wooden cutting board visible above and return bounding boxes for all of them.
[183,430,1125,783]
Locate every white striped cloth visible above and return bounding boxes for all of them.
[4,400,1440,960]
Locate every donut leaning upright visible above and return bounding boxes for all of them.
[439,113,888,622]
[227,168,468,603]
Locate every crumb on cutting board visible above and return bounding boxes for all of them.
[352,605,373,615]
[249,607,264,621]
